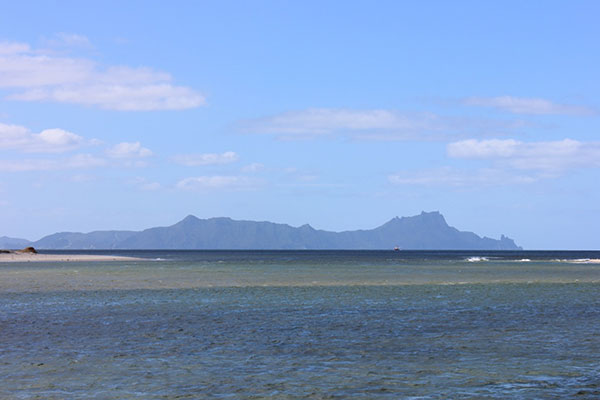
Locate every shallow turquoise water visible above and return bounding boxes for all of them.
[1,251,600,398]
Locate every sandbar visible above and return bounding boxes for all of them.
[0,252,146,263]
[567,258,600,264]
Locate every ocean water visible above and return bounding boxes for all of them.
[1,251,600,399]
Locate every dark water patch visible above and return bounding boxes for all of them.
[1,283,600,398]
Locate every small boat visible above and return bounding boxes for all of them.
[393,246,400,251]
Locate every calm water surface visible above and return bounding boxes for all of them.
[1,250,599,398]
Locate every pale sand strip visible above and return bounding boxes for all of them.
[568,259,600,264]
[0,252,146,263]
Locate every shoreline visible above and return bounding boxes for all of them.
[0,252,147,263]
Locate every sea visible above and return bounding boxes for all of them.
[1,250,599,399]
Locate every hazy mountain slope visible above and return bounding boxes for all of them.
[0,236,32,249]
[118,216,340,249]
[33,231,137,249]
[29,211,521,250]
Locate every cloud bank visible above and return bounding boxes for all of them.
[0,154,107,172]
[463,96,595,115]
[106,142,153,159]
[241,108,525,140]
[390,137,600,187]
[173,151,239,166]
[0,122,92,153]
[0,40,205,111]
[0,121,154,172]
[448,138,600,171]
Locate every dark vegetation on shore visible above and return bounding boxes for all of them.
[0,246,38,254]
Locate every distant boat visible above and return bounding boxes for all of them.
[393,246,400,251]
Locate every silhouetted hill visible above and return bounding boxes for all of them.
[34,230,137,249]
[24,211,521,250]
[0,236,32,249]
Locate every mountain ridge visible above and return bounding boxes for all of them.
[2,211,521,250]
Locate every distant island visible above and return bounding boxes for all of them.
[0,211,521,250]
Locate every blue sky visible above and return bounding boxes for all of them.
[1,1,599,249]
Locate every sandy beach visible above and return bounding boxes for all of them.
[567,258,600,264]
[0,252,146,263]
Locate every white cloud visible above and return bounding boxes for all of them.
[176,175,258,191]
[447,138,521,158]
[0,40,205,110]
[173,151,239,166]
[12,84,204,111]
[241,162,265,173]
[42,33,92,49]
[241,108,523,140]
[0,52,93,88]
[0,123,154,172]
[0,41,30,55]
[463,96,595,115]
[0,148,156,172]
[389,138,600,187]
[0,122,90,153]
[242,108,445,139]
[106,142,153,158]
[0,153,107,172]
[37,129,85,150]
[0,133,157,172]
[448,138,600,171]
